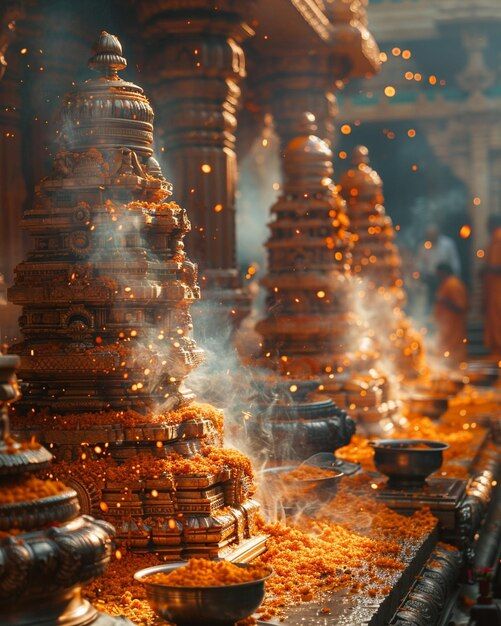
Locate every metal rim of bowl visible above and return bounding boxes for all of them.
[370,439,449,451]
[134,562,274,590]
[260,465,344,484]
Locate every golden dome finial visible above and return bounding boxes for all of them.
[88,31,127,77]
[283,113,333,194]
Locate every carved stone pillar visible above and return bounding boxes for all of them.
[16,2,90,195]
[253,0,379,151]
[0,31,25,285]
[0,3,25,339]
[0,1,24,81]
[135,1,254,325]
[424,30,499,322]
[258,53,338,151]
[0,54,26,282]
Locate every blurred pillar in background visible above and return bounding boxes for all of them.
[136,0,255,328]
[338,1,501,352]
[0,2,25,340]
[252,0,380,151]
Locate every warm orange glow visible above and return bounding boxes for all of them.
[341,124,352,135]
[477,249,485,258]
[473,197,481,206]
[316,290,326,299]
[214,203,223,212]
[384,86,396,97]
[201,163,212,173]
[407,129,416,138]
[402,50,412,59]
[429,75,437,85]
[392,47,401,56]
[459,225,471,239]
[424,240,432,250]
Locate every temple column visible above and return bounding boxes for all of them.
[254,0,379,152]
[16,3,90,196]
[424,30,499,323]
[0,43,25,285]
[135,1,254,325]
[0,3,25,339]
[257,53,338,152]
[461,123,495,323]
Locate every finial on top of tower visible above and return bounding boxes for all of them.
[88,31,127,77]
[352,145,370,166]
[299,111,318,135]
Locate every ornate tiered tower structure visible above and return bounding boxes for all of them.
[256,113,355,377]
[339,146,426,380]
[255,114,387,443]
[0,355,130,626]
[9,30,203,414]
[9,32,264,562]
[340,146,402,298]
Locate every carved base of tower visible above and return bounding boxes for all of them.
[13,403,265,562]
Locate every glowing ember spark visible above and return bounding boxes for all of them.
[459,225,471,239]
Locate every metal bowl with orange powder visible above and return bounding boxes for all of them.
[135,558,272,625]
[372,439,449,488]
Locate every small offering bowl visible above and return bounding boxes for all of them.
[371,439,449,488]
[135,561,272,626]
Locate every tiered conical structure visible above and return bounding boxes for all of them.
[339,146,426,380]
[255,114,387,440]
[9,32,264,562]
[257,113,357,376]
[0,355,129,626]
[10,31,203,413]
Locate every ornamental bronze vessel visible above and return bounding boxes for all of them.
[0,354,131,626]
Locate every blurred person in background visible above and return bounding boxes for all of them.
[418,224,461,310]
[484,214,501,357]
[434,262,468,365]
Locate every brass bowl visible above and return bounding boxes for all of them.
[135,562,272,626]
[264,465,344,491]
[259,465,344,518]
[372,439,449,488]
